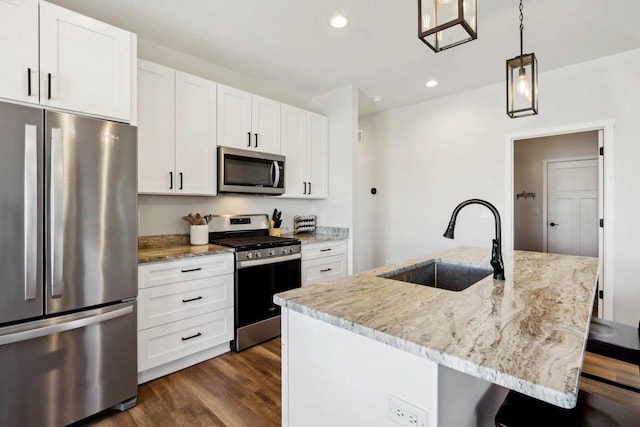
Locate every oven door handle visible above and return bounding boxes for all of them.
[237,253,301,269]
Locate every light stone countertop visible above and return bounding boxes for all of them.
[274,246,599,409]
[281,232,348,244]
[138,234,233,264]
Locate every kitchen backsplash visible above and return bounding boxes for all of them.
[138,194,316,236]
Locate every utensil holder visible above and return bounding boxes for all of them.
[269,220,281,237]
[190,225,208,245]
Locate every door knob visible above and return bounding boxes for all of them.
[549,222,559,227]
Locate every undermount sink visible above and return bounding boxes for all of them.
[379,259,493,292]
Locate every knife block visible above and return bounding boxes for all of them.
[269,221,281,237]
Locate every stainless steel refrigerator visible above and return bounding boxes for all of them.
[0,101,138,426]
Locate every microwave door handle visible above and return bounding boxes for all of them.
[272,161,280,187]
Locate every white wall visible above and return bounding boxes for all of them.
[358,49,640,326]
[311,86,358,274]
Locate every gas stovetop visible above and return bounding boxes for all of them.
[207,214,301,262]
[210,235,299,251]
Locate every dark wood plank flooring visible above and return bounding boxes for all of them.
[82,338,281,427]
[79,338,640,426]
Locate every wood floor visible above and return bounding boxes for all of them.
[79,339,640,426]
[82,338,282,427]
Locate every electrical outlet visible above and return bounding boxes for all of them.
[388,395,428,427]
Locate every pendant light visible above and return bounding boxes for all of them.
[506,0,538,118]
[418,0,477,52]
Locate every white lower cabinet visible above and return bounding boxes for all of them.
[137,253,234,383]
[301,240,347,286]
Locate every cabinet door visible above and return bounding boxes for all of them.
[307,113,329,198]
[39,1,132,121]
[252,95,281,154]
[137,60,175,194]
[281,104,308,197]
[0,0,39,103]
[216,83,252,150]
[175,72,217,195]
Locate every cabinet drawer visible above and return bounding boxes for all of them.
[138,274,233,330]
[138,307,233,372]
[139,254,233,289]
[301,240,347,261]
[302,254,347,286]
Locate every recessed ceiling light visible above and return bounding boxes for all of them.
[330,15,349,29]
[425,80,438,88]
[372,96,383,103]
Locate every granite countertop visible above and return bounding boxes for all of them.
[274,246,599,409]
[281,225,349,244]
[138,234,233,264]
[282,233,348,244]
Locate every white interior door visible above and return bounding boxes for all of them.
[546,159,598,256]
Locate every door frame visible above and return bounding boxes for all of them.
[504,120,615,319]
[542,156,598,253]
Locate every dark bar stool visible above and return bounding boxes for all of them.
[495,318,640,427]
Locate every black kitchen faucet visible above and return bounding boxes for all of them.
[443,199,505,281]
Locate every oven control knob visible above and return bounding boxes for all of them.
[246,252,253,259]
[256,251,262,258]
[289,247,295,253]
[269,249,275,256]
[281,248,287,254]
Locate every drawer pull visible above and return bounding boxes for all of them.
[320,268,332,273]
[268,306,278,312]
[182,296,203,303]
[181,267,202,273]
[181,332,202,341]
[320,248,332,252]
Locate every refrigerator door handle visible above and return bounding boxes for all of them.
[0,303,134,346]
[24,124,38,300]
[49,128,64,298]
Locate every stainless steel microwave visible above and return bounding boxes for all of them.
[218,146,285,195]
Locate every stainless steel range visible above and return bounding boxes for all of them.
[208,214,301,351]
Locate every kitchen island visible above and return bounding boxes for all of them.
[274,247,598,427]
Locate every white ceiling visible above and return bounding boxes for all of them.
[48,0,640,116]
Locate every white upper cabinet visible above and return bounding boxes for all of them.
[0,0,135,122]
[175,71,217,195]
[281,104,328,199]
[217,83,281,154]
[0,0,39,104]
[39,1,133,121]
[137,60,217,196]
[137,61,175,194]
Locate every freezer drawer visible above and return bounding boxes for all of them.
[0,301,137,427]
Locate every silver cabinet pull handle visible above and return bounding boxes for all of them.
[181,267,202,273]
[320,248,332,252]
[182,296,203,303]
[50,128,64,297]
[320,268,332,273]
[24,125,38,300]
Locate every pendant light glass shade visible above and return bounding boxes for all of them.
[506,53,538,117]
[418,0,477,52]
